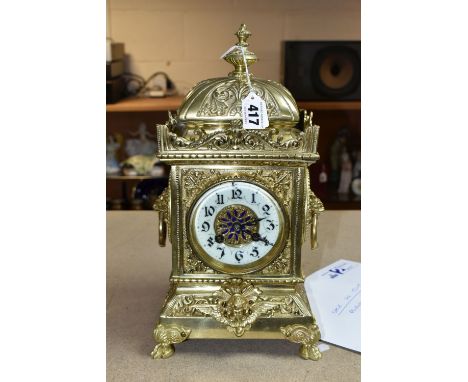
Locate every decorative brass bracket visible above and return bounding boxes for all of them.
[281,324,322,360]
[193,278,292,337]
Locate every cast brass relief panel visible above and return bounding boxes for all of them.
[179,168,295,275]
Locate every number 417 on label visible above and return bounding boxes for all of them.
[241,92,269,129]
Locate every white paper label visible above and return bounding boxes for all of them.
[241,92,269,129]
[304,259,361,352]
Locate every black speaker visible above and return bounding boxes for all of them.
[283,41,360,101]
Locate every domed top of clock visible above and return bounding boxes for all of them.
[177,24,300,129]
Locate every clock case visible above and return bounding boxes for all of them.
[152,24,324,360]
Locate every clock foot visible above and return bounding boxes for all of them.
[280,324,322,361]
[150,323,191,360]
[299,343,322,361]
[150,343,175,359]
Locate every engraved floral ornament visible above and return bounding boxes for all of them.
[194,278,279,336]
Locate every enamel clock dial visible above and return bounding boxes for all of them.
[189,180,287,273]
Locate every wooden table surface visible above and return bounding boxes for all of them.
[107,210,361,382]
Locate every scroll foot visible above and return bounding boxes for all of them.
[281,323,322,361]
[150,323,191,360]
[299,343,322,361]
[151,343,175,359]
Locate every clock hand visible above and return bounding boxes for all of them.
[251,217,266,223]
[250,232,273,246]
[260,236,273,246]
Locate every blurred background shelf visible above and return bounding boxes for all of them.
[297,101,360,111]
[107,97,360,211]
[106,96,360,113]
[106,175,166,181]
[106,96,184,112]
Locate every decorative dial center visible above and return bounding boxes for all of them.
[214,205,259,246]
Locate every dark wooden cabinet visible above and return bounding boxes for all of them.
[297,101,361,210]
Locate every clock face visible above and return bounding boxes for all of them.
[188,180,287,273]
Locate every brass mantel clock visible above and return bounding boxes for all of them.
[152,24,324,360]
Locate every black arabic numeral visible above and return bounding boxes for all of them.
[216,247,225,259]
[204,206,215,217]
[231,189,242,200]
[201,221,210,232]
[248,104,259,111]
[251,193,256,204]
[266,219,275,231]
[207,237,214,247]
[216,194,224,205]
[250,247,259,258]
[234,250,244,262]
[262,204,271,215]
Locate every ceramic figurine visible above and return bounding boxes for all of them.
[150,165,165,177]
[329,128,350,185]
[338,150,353,194]
[106,136,121,175]
[125,122,157,157]
[317,163,328,198]
[121,155,159,176]
[353,150,361,179]
[319,164,328,184]
[351,178,361,196]
[351,150,361,196]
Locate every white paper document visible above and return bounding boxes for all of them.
[305,259,361,352]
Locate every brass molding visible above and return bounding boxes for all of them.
[157,122,321,162]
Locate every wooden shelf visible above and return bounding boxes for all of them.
[322,195,361,210]
[106,175,166,181]
[296,101,360,111]
[107,96,360,113]
[106,96,185,112]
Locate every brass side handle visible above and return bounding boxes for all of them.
[158,211,167,247]
[307,189,323,250]
[154,187,169,247]
[310,212,318,250]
